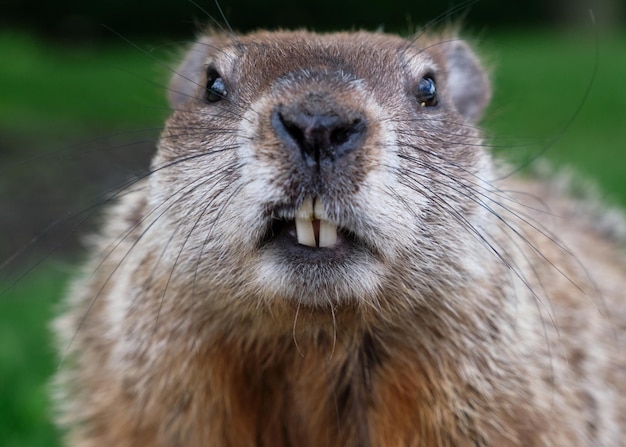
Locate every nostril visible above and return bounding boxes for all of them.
[330,127,349,146]
[278,112,306,148]
[330,118,363,146]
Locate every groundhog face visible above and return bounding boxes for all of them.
[152,30,492,308]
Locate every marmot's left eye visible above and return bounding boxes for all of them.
[205,68,227,103]
[416,76,438,107]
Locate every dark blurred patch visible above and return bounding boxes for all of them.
[0,132,155,271]
[2,0,623,42]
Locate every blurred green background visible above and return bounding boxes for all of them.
[1,1,625,445]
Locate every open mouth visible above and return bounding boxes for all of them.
[265,197,355,251]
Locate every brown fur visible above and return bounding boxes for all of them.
[53,30,626,446]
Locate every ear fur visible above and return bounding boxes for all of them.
[168,36,213,109]
[442,39,491,123]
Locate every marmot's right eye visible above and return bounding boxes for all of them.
[416,76,438,107]
[205,69,227,102]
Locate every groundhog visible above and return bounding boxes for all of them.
[53,29,626,446]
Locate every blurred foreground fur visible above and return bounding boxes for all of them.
[53,28,626,446]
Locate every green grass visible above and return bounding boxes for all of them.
[0,267,69,447]
[0,30,624,446]
[0,32,170,137]
[482,30,626,205]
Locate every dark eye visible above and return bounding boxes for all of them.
[416,76,437,107]
[205,69,227,103]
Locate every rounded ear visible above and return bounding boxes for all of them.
[442,40,491,123]
[167,37,213,109]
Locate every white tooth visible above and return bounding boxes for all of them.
[314,197,327,220]
[319,220,338,248]
[295,218,316,247]
[295,197,314,220]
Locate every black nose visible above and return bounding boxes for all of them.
[272,104,366,167]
